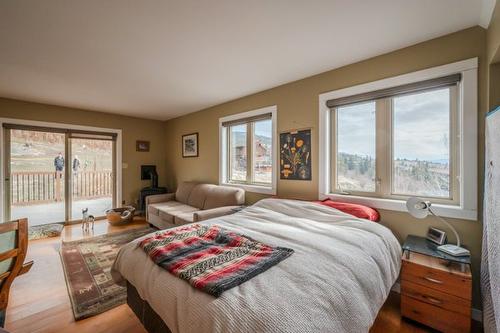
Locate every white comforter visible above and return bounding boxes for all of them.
[112,199,401,333]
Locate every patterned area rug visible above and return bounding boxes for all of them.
[60,227,154,320]
[29,223,64,240]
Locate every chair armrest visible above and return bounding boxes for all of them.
[19,261,33,276]
[145,193,175,206]
[193,206,241,222]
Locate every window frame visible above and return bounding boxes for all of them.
[219,106,277,195]
[318,58,478,220]
[330,86,460,205]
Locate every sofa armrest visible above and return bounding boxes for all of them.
[193,206,241,222]
[145,193,175,206]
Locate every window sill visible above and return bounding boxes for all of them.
[221,182,276,195]
[320,193,477,221]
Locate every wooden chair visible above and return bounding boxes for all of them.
[0,218,33,327]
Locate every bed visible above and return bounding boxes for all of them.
[111,198,401,333]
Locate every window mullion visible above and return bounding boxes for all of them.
[330,109,338,193]
[227,126,232,183]
[450,85,460,204]
[375,98,392,197]
[246,122,253,184]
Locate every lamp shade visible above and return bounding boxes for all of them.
[405,197,469,256]
[406,197,431,219]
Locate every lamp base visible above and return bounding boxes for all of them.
[437,244,470,257]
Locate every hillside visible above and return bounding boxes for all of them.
[10,130,112,172]
[337,152,450,197]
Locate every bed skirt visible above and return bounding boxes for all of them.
[127,281,172,333]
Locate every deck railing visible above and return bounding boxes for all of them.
[10,171,113,205]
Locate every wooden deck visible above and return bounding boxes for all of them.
[10,197,113,226]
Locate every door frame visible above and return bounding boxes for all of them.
[0,118,122,223]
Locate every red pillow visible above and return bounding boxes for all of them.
[315,199,380,222]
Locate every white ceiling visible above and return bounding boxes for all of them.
[0,0,495,120]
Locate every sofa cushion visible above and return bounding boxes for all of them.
[158,204,199,223]
[148,201,184,217]
[187,184,212,209]
[175,182,198,204]
[203,185,245,209]
[174,212,196,225]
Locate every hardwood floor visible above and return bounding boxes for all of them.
[5,219,148,333]
[4,219,480,333]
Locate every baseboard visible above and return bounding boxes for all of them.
[390,282,482,322]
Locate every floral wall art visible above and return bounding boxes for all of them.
[279,129,311,180]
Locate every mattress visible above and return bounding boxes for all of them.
[112,198,401,333]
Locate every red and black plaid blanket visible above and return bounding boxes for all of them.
[138,224,294,297]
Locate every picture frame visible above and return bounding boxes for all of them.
[136,140,150,152]
[182,132,199,158]
[279,128,312,180]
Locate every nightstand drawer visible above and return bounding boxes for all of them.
[401,280,470,315]
[402,258,471,299]
[401,295,470,333]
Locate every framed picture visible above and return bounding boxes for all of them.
[280,129,311,180]
[182,132,199,158]
[136,140,150,152]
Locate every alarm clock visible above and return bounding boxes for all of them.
[427,227,447,245]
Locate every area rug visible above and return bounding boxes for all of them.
[29,223,64,240]
[60,227,155,320]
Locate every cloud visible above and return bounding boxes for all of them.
[337,88,451,161]
[255,119,272,137]
[337,101,376,157]
[393,89,450,160]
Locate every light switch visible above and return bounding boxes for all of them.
[122,163,128,169]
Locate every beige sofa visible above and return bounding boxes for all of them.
[146,182,245,229]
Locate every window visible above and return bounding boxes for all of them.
[335,101,376,193]
[253,119,273,183]
[319,58,479,220]
[392,88,454,199]
[331,83,458,204]
[220,106,276,194]
[229,124,247,182]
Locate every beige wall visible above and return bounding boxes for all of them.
[164,26,487,307]
[0,98,167,206]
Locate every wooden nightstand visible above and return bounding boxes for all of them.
[401,235,472,333]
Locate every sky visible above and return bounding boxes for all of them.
[255,119,272,137]
[337,101,376,157]
[231,120,271,138]
[337,88,450,162]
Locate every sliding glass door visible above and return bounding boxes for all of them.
[6,129,67,225]
[3,125,117,226]
[70,137,114,220]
